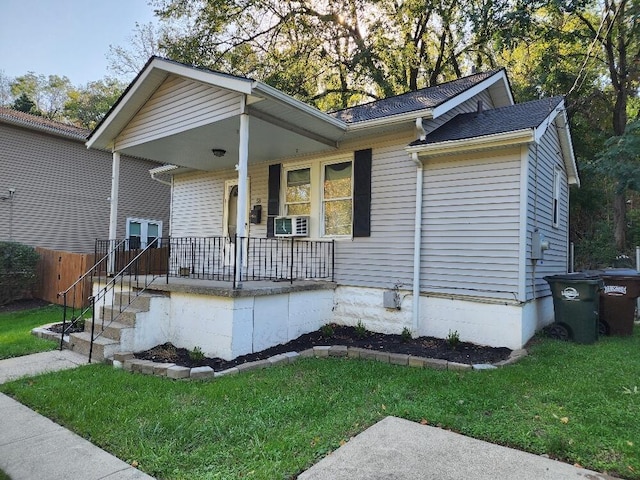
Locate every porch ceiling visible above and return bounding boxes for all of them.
[115,113,341,171]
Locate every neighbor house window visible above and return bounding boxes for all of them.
[126,218,162,249]
[323,161,353,236]
[553,168,561,228]
[285,167,311,216]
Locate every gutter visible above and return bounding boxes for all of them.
[149,164,178,186]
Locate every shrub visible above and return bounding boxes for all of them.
[355,320,368,338]
[0,242,39,306]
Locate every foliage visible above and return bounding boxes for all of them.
[446,329,460,349]
[188,346,205,362]
[107,22,164,81]
[320,323,334,338]
[10,73,72,120]
[401,327,412,342]
[0,243,40,306]
[12,93,39,115]
[595,119,640,194]
[2,333,640,478]
[63,78,125,129]
[354,320,367,339]
[0,305,60,359]
[146,0,518,109]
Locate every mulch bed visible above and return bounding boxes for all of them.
[135,325,512,371]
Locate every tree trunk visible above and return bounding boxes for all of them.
[613,191,627,250]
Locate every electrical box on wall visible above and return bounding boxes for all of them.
[532,231,550,260]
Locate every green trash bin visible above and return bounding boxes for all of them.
[598,268,640,336]
[544,273,604,344]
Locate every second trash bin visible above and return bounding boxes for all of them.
[598,268,640,336]
[544,273,604,344]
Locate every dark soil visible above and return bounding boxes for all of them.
[0,298,51,313]
[135,325,512,372]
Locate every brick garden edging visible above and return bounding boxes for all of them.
[110,346,528,380]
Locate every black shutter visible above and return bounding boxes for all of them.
[267,163,281,238]
[353,148,372,237]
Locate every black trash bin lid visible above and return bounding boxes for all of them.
[544,272,603,282]
[600,268,640,277]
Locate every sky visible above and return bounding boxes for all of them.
[0,0,158,86]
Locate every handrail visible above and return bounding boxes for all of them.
[88,238,164,362]
[57,238,128,351]
[58,239,127,298]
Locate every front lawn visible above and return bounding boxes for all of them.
[0,304,61,359]
[1,330,639,479]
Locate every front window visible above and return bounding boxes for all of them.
[285,167,311,215]
[323,161,352,236]
[126,218,162,250]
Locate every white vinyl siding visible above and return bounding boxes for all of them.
[420,149,522,300]
[116,75,242,150]
[525,122,569,300]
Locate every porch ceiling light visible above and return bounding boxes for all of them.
[211,148,226,157]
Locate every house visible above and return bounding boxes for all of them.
[78,57,578,361]
[0,107,170,253]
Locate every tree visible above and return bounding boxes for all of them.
[10,73,72,120]
[12,93,39,115]
[64,78,126,129]
[107,22,165,80]
[570,0,640,250]
[134,0,520,109]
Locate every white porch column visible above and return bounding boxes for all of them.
[235,99,249,285]
[108,151,120,274]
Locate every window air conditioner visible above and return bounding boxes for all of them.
[274,216,309,237]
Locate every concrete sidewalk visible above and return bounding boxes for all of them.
[0,350,155,480]
[0,349,87,384]
[299,416,617,480]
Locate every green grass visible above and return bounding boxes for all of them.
[1,331,640,480]
[0,469,11,480]
[0,305,61,359]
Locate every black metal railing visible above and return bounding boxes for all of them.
[59,238,166,362]
[95,236,335,286]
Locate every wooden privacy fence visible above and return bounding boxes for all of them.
[34,248,95,308]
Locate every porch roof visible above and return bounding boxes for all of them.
[87,57,348,169]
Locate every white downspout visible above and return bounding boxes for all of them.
[412,152,423,335]
[107,151,120,275]
[235,97,249,285]
[411,117,426,335]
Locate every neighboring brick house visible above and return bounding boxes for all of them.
[0,107,170,253]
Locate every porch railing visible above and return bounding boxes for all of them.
[58,239,167,362]
[95,236,335,286]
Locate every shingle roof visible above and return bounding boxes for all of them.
[0,107,89,141]
[411,96,564,145]
[328,69,504,124]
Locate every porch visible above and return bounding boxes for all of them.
[60,236,336,362]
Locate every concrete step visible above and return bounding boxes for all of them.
[100,305,145,327]
[68,331,120,362]
[112,291,156,312]
[84,319,132,342]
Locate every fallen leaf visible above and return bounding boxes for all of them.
[131,461,139,468]
[339,439,347,446]
[420,418,428,425]
[574,463,582,468]
[628,466,635,472]
[381,404,386,410]
[627,441,634,447]
[560,417,569,424]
